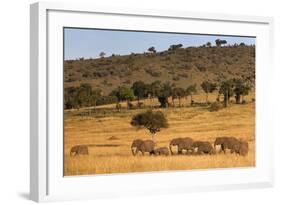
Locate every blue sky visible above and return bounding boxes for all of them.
[64,28,255,60]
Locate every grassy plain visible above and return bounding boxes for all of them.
[64,93,255,176]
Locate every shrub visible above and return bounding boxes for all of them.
[209,102,223,112]
[145,68,162,77]
[96,96,118,106]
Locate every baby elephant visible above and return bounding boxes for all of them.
[192,141,215,155]
[153,147,170,156]
[70,145,89,156]
[231,140,249,156]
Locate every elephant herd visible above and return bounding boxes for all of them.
[69,136,249,157]
[131,136,249,156]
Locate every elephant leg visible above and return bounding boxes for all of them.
[197,148,202,155]
[221,144,226,154]
[191,148,195,154]
[135,148,139,156]
[178,146,183,155]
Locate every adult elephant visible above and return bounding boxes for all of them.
[214,136,239,153]
[169,137,194,155]
[231,140,249,156]
[131,139,156,156]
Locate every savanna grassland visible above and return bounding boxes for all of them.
[64,92,255,176]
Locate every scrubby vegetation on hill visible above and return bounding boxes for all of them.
[64,44,255,95]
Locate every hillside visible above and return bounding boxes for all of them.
[64,45,255,95]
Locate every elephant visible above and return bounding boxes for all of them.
[231,140,249,156]
[70,145,89,156]
[192,141,215,155]
[169,137,194,155]
[131,139,144,155]
[152,147,170,156]
[131,139,156,156]
[214,136,239,153]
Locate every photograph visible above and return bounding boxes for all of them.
[63,28,256,176]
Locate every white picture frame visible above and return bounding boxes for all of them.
[30,2,274,202]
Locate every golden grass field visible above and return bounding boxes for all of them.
[64,93,255,176]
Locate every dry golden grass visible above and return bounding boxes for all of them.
[64,93,255,176]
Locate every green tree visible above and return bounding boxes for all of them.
[168,44,183,51]
[157,82,173,108]
[89,89,102,113]
[64,86,79,109]
[99,51,106,58]
[219,80,235,107]
[78,83,92,107]
[111,86,134,109]
[233,79,251,104]
[147,80,162,107]
[201,81,217,103]
[148,46,156,54]
[186,84,197,105]
[215,39,227,47]
[131,110,168,141]
[131,81,148,106]
[172,87,186,107]
[206,42,211,47]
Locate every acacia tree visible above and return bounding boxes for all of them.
[168,44,183,51]
[215,39,227,47]
[233,79,251,104]
[147,80,162,107]
[172,87,186,107]
[148,46,156,54]
[157,82,173,108]
[64,86,79,109]
[131,81,148,107]
[206,42,212,47]
[186,84,197,105]
[201,81,217,103]
[77,83,92,107]
[219,80,235,107]
[89,89,102,113]
[99,51,106,58]
[130,110,168,141]
[111,86,134,109]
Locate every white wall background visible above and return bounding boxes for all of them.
[0,0,280,204]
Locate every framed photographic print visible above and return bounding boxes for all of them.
[30,2,274,202]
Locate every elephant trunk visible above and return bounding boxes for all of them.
[131,147,136,156]
[169,144,173,155]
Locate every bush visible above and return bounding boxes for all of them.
[209,102,223,112]
[145,68,162,77]
[96,96,118,106]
